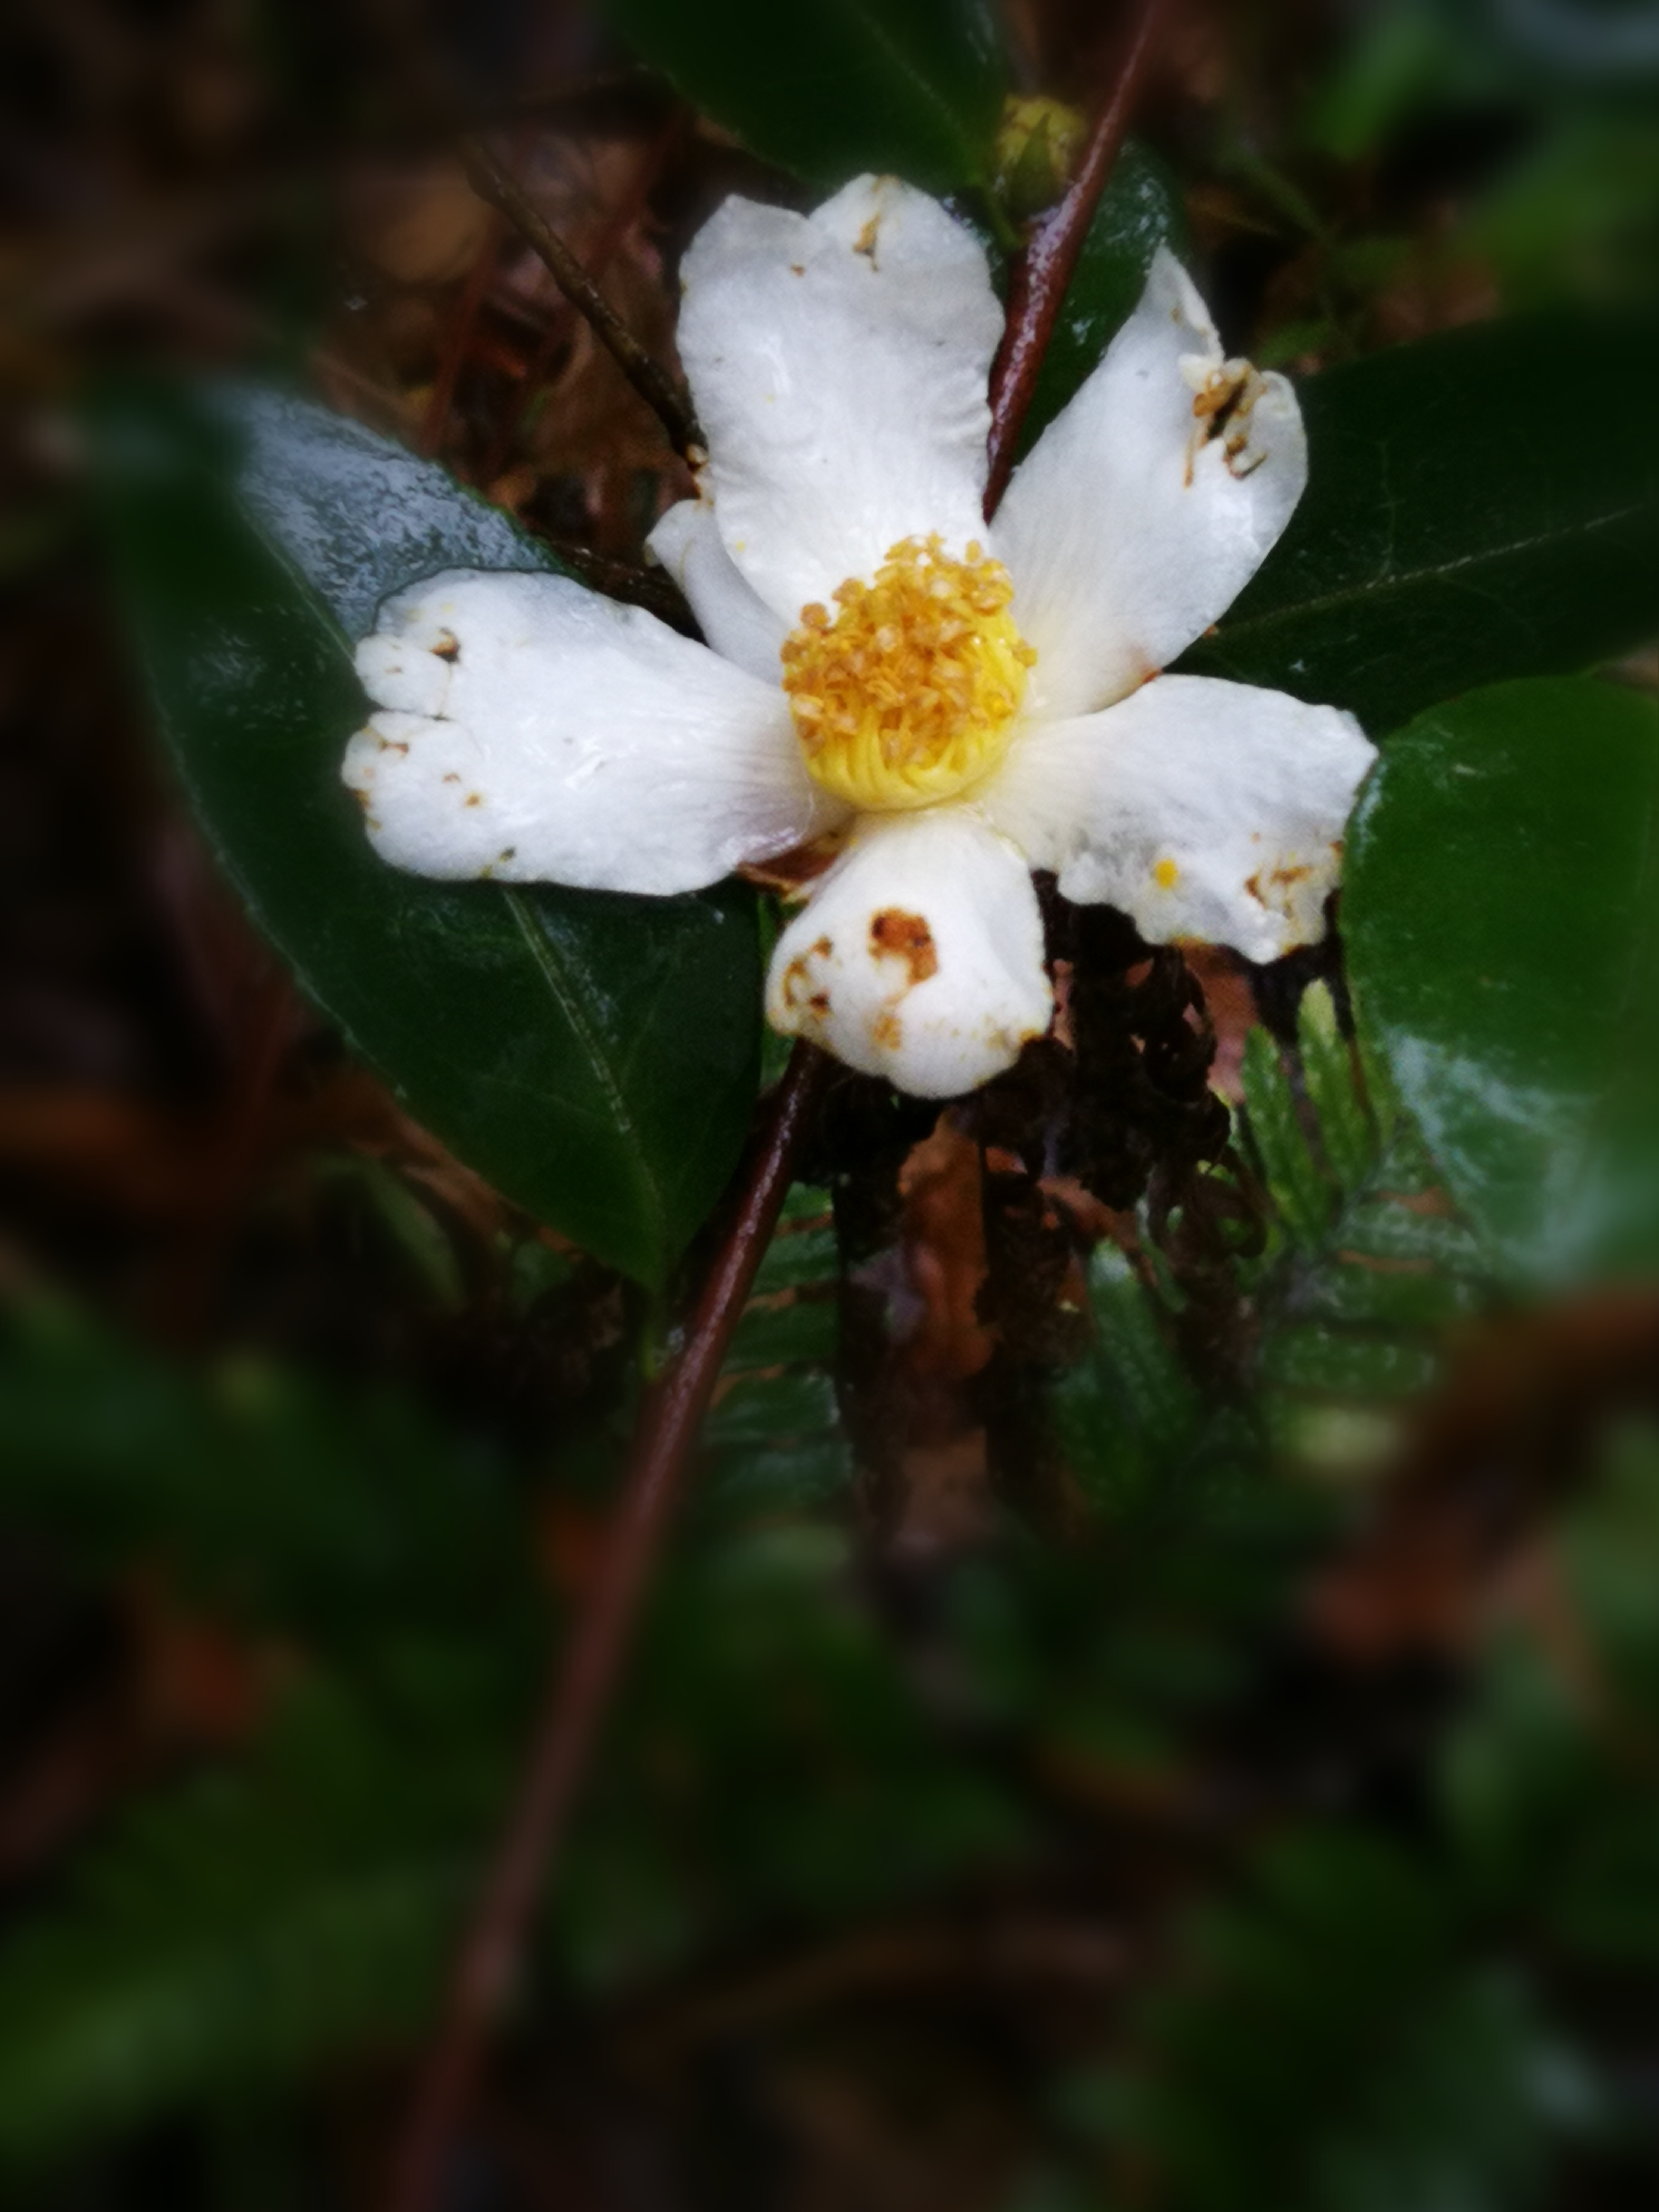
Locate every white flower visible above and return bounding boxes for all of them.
[345,176,1375,1100]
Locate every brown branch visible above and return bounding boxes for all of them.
[385,1041,828,2212]
[476,106,686,486]
[983,0,1169,518]
[458,134,702,465]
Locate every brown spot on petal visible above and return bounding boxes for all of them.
[780,937,834,1012]
[1246,860,1315,909]
[853,214,881,262]
[870,909,938,988]
[464,792,483,808]
[871,1007,903,1051]
[430,629,460,661]
[443,772,462,784]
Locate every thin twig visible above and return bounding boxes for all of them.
[385,1041,828,2212]
[476,106,686,486]
[983,0,1168,518]
[458,133,701,464]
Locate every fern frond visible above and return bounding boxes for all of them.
[1236,982,1494,1474]
[696,1185,851,1526]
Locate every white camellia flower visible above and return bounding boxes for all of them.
[345,174,1375,1099]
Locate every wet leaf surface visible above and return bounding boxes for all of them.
[95,385,763,1287]
[1345,676,1659,1285]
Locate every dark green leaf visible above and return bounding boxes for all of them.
[1016,140,1187,457]
[603,0,1005,192]
[1178,312,1659,734]
[95,384,763,1287]
[1345,676,1659,1285]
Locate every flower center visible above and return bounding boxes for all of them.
[781,535,1036,812]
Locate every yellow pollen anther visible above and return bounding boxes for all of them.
[780,534,1036,811]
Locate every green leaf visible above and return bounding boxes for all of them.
[1240,1027,1332,1247]
[1297,981,1375,1194]
[1178,312,1659,735]
[1339,1199,1485,1272]
[603,0,1006,192]
[1345,676,1659,1286]
[1053,1245,1200,1515]
[95,384,763,1287]
[1016,140,1187,458]
[1263,1325,1439,1398]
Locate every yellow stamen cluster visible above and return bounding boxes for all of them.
[781,535,1036,812]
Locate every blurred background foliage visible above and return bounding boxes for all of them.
[3,0,1659,2204]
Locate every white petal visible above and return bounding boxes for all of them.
[647,497,786,681]
[678,176,1005,622]
[997,249,1307,721]
[344,569,845,894]
[982,675,1375,964]
[765,809,1051,1097]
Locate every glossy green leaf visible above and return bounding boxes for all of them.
[96,385,763,1288]
[1178,312,1659,735]
[603,0,1005,192]
[1016,139,1187,457]
[1345,677,1659,1286]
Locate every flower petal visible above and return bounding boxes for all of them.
[678,175,1004,622]
[765,809,1051,1097]
[997,248,1307,721]
[647,497,787,681]
[982,675,1375,963]
[344,569,845,894]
